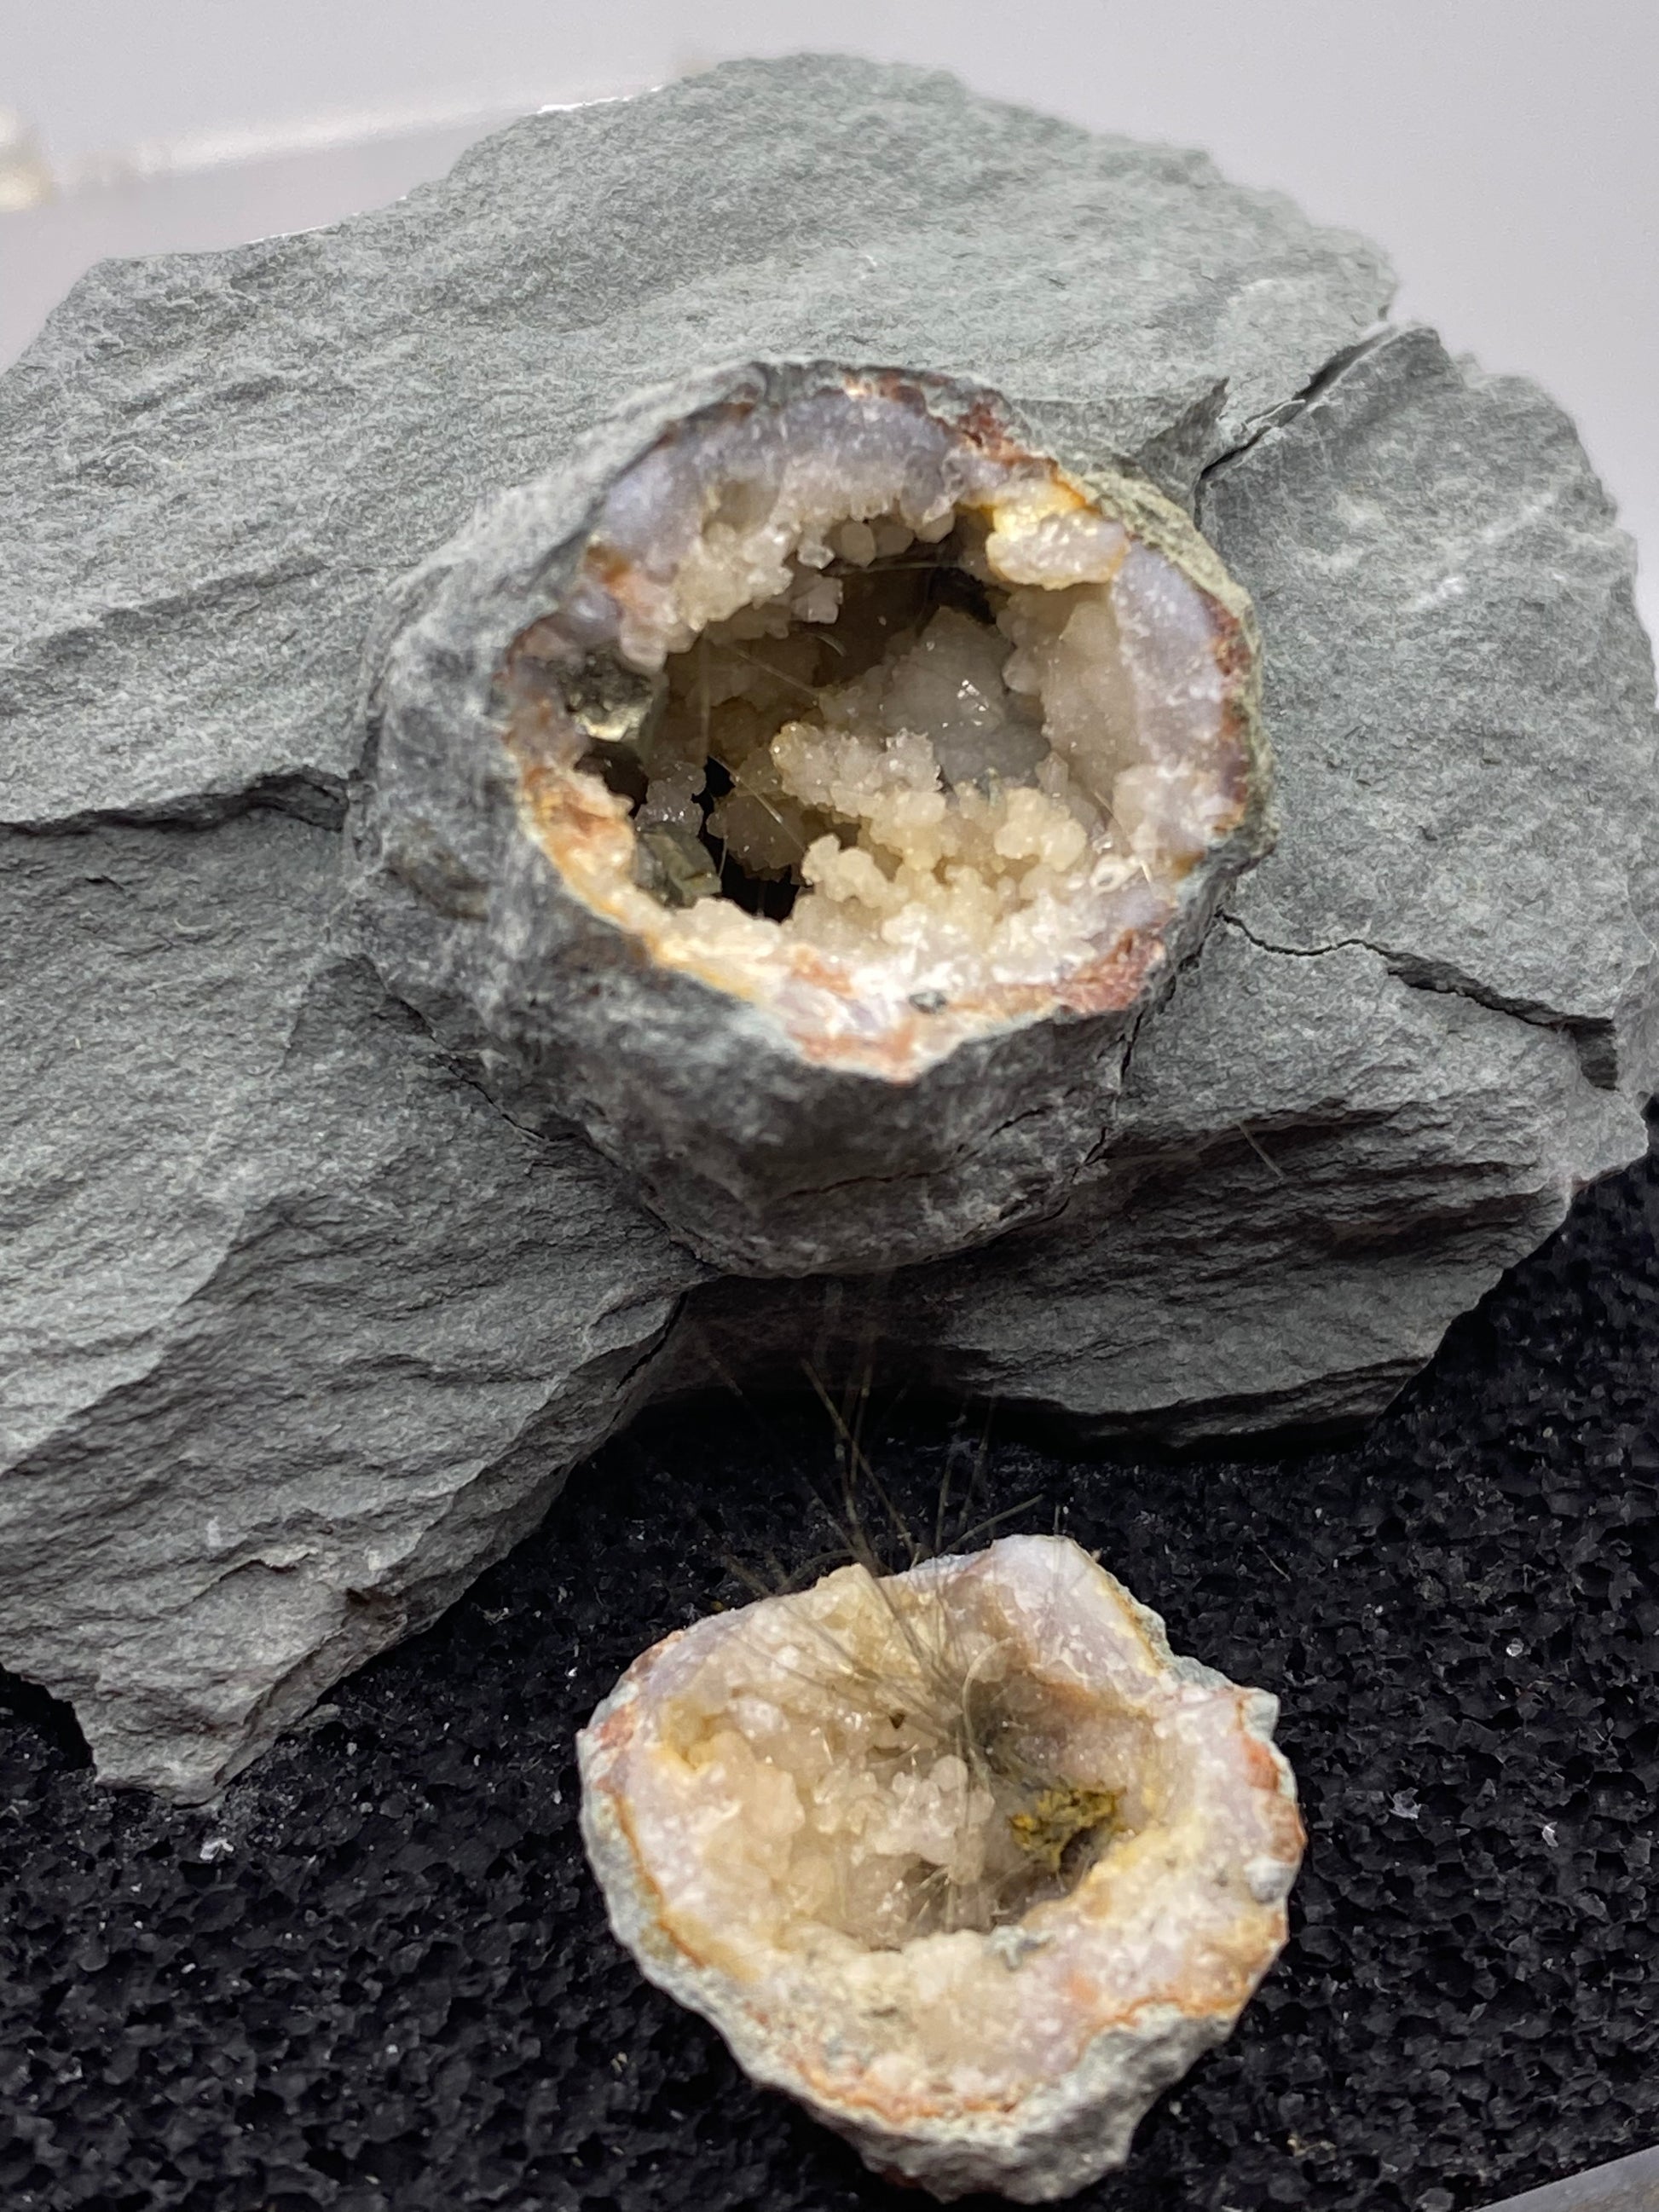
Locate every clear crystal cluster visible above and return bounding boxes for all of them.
[505,374,1259,1076]
[579,1534,1303,2201]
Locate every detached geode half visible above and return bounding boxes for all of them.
[354,364,1266,1274]
[578,1534,1303,2201]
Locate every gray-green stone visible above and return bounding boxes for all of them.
[0,58,1651,1796]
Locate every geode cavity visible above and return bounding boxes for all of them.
[580,1533,1303,2200]
[352,363,1267,1275]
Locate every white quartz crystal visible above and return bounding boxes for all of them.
[506,375,1258,1077]
[579,1534,1304,2201]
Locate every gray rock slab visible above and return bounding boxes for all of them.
[0,59,1653,1794]
[650,330,1656,1439]
[1206,326,1659,1078]
[922,321,1659,1435]
[0,55,1390,829]
[887,327,1659,1436]
[0,812,702,1797]
[657,920,1639,1440]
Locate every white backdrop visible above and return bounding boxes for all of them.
[3,0,1656,640]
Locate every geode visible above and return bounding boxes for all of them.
[579,1534,1304,2200]
[1,55,1655,1799]
[354,362,1266,1273]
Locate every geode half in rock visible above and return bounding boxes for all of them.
[353,364,1266,1275]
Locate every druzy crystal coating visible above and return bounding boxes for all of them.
[579,1534,1303,2202]
[503,371,1263,1077]
[354,361,1270,1276]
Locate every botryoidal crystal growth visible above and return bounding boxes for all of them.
[578,1535,1304,2200]
[353,362,1267,1277]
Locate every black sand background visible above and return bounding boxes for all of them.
[3,1125,1656,2212]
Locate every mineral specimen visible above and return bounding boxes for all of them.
[353,365,1266,1273]
[643,326,1659,1438]
[579,1533,1304,2200]
[0,56,1653,1799]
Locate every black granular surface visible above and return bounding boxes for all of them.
[5,1140,1659,2212]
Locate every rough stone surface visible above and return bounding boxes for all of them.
[650,326,1659,1438]
[350,361,1270,1279]
[0,814,702,1799]
[0,57,1654,1793]
[662,917,1640,1441]
[0,55,1388,830]
[1212,328,1659,1071]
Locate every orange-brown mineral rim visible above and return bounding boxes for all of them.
[576,1534,1304,2198]
[499,369,1263,1082]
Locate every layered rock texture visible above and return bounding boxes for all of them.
[2,56,1654,1797]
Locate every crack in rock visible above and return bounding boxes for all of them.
[0,61,1652,1798]
[1218,912,1621,1088]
